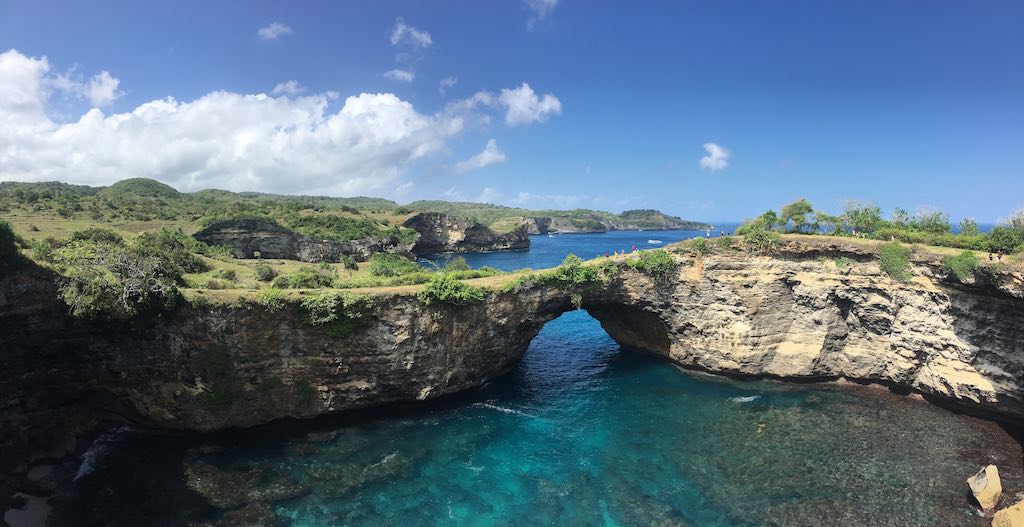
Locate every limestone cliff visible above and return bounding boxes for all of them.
[403,212,530,254]
[3,239,1024,499]
[193,219,416,262]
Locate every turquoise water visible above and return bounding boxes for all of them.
[57,233,1022,526]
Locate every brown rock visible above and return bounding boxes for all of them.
[994,500,1024,527]
[966,464,1001,511]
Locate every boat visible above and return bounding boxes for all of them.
[647,239,663,244]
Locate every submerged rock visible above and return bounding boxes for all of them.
[184,462,309,510]
[994,500,1024,527]
[221,503,284,527]
[967,464,1002,511]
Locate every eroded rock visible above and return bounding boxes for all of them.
[967,464,1002,511]
[994,500,1024,527]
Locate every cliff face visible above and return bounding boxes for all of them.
[193,219,416,262]
[403,213,530,254]
[3,242,1024,484]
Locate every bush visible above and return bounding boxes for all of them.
[368,252,421,277]
[271,266,334,289]
[69,227,124,245]
[443,256,471,272]
[49,236,182,318]
[338,254,358,270]
[212,269,237,281]
[989,226,1024,253]
[300,291,372,337]
[941,251,979,282]
[256,288,288,310]
[715,236,733,250]
[743,225,781,254]
[205,279,226,290]
[628,249,677,276]
[691,237,711,255]
[253,263,278,282]
[833,256,854,269]
[134,229,210,274]
[417,273,486,307]
[0,220,22,273]
[879,243,912,282]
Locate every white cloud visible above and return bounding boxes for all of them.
[390,17,432,48]
[524,0,559,30]
[85,71,122,107]
[0,49,468,196]
[454,139,506,174]
[384,69,415,83]
[511,191,585,209]
[257,21,292,41]
[271,80,305,96]
[439,76,458,95]
[498,83,562,125]
[395,181,414,195]
[476,187,502,203]
[699,142,730,172]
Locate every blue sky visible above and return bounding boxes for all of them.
[1,1,1022,222]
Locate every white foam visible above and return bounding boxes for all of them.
[74,426,132,482]
[471,402,538,419]
[728,395,761,403]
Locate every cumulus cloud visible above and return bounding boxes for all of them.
[85,71,122,107]
[454,139,506,174]
[498,83,562,125]
[270,80,305,96]
[439,76,458,94]
[257,21,292,41]
[0,49,466,196]
[390,17,432,48]
[524,0,559,30]
[699,142,730,172]
[383,69,415,83]
[0,49,565,197]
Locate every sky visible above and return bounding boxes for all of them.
[0,1,1022,222]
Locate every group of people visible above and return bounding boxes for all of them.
[604,245,640,258]
[989,251,1005,261]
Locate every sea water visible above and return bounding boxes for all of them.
[56,232,1022,526]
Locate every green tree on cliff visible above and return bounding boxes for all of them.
[780,198,814,233]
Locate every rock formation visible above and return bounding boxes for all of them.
[192,219,415,262]
[2,238,1024,508]
[994,500,1024,527]
[402,213,530,254]
[968,464,1002,511]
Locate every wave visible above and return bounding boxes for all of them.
[471,402,538,419]
[74,426,133,482]
[728,395,761,404]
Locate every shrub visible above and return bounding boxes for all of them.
[134,229,210,274]
[253,263,278,282]
[417,273,486,307]
[941,251,979,282]
[0,220,21,273]
[69,227,124,245]
[691,237,711,255]
[833,256,855,269]
[715,236,734,250]
[256,288,288,310]
[879,243,912,282]
[628,250,677,276]
[205,279,225,290]
[271,266,334,288]
[443,256,471,272]
[743,225,781,254]
[368,252,421,277]
[50,238,182,319]
[212,269,237,281]
[300,292,372,336]
[338,254,358,270]
[989,226,1024,253]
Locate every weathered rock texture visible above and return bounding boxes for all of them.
[193,219,416,262]
[3,239,1024,505]
[968,464,1003,511]
[403,213,530,254]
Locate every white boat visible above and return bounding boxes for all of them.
[647,239,663,244]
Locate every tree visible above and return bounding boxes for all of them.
[843,201,883,234]
[780,198,814,233]
[915,207,950,234]
[958,218,980,237]
[814,212,841,234]
[892,208,912,227]
[1002,208,1024,232]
